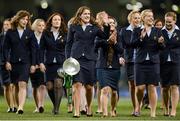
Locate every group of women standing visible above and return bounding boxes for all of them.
[0,5,179,118]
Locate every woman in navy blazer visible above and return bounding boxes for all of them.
[39,13,67,115]
[30,19,46,113]
[160,12,180,117]
[119,10,141,116]
[66,6,109,117]
[3,10,36,114]
[0,18,17,113]
[95,14,123,117]
[131,9,165,117]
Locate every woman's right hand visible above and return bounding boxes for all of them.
[5,62,12,71]
[39,63,46,73]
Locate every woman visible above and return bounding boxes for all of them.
[65,6,109,117]
[131,9,165,117]
[3,10,36,114]
[119,10,141,116]
[160,12,180,117]
[0,19,17,113]
[30,19,46,113]
[95,14,123,117]
[39,12,67,115]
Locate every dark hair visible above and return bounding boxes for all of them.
[45,12,67,35]
[11,10,32,30]
[71,6,96,25]
[2,18,11,32]
[154,19,164,26]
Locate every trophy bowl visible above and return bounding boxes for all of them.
[63,57,80,76]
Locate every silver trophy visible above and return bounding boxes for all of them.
[57,57,80,104]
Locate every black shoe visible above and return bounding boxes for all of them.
[95,111,103,114]
[133,112,140,117]
[73,115,80,118]
[68,111,73,113]
[87,114,93,117]
[54,111,59,115]
[13,107,17,113]
[80,110,87,115]
[17,110,23,114]
[7,108,13,113]
[39,107,44,113]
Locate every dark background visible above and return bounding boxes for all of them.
[0,0,180,30]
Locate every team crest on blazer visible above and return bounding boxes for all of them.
[154,36,157,40]
[57,35,62,40]
[89,30,92,33]
[176,37,179,41]
[173,33,177,38]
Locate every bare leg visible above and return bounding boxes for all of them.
[128,80,138,114]
[110,89,118,117]
[148,85,157,117]
[170,85,179,116]
[101,86,109,116]
[96,82,102,113]
[32,87,39,112]
[85,84,93,116]
[80,86,87,113]
[136,85,145,114]
[73,82,82,117]
[162,86,170,115]
[17,81,27,112]
[38,85,46,108]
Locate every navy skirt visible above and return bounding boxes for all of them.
[45,64,62,82]
[11,62,30,84]
[97,68,120,91]
[135,61,160,86]
[125,62,135,81]
[1,65,11,85]
[30,68,45,88]
[73,57,96,85]
[160,62,180,87]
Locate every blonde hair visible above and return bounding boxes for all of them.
[96,11,107,27]
[141,9,153,23]
[165,12,177,21]
[127,10,140,24]
[31,19,45,31]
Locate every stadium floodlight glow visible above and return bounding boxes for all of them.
[172,4,179,12]
[126,2,143,11]
[126,3,132,10]
[40,0,48,9]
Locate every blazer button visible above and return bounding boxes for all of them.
[82,53,85,56]
[19,58,21,61]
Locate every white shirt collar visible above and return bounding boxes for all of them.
[162,25,179,31]
[126,25,133,31]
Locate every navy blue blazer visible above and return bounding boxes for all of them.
[3,28,36,65]
[160,28,180,64]
[65,24,110,61]
[119,26,135,63]
[131,27,165,64]
[40,30,66,64]
[95,32,123,69]
[32,33,42,65]
[0,33,5,65]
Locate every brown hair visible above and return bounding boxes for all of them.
[165,12,177,22]
[154,19,164,26]
[71,6,96,25]
[11,10,32,30]
[45,12,67,35]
